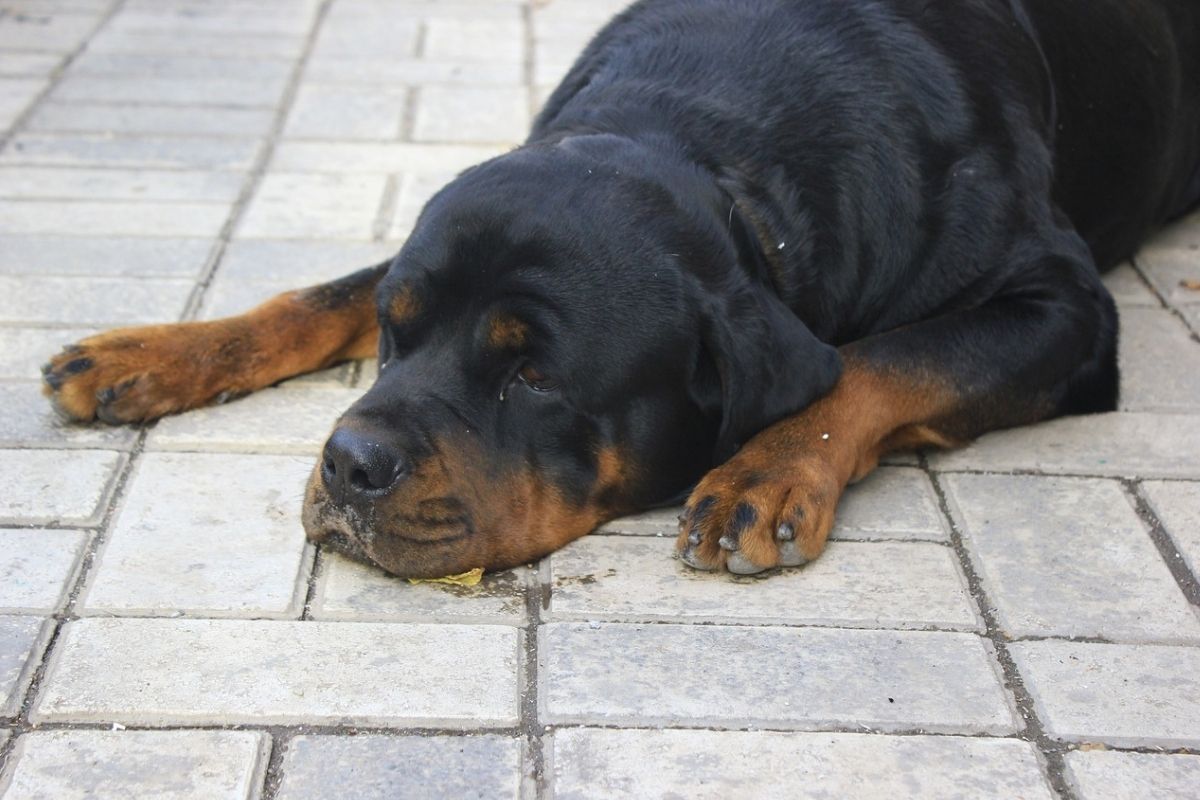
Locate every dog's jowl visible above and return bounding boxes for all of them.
[44,0,1200,578]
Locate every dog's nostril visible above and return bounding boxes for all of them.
[321,426,404,499]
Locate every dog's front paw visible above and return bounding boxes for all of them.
[675,452,842,575]
[41,324,229,424]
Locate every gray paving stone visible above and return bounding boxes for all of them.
[82,452,312,617]
[147,386,363,454]
[0,53,64,78]
[541,623,1016,733]
[1137,246,1200,306]
[548,537,979,630]
[27,101,275,137]
[413,86,529,144]
[0,616,49,716]
[218,239,396,282]
[0,11,98,52]
[304,56,524,86]
[86,29,306,58]
[0,528,88,612]
[595,505,682,536]
[270,141,506,174]
[0,77,46,129]
[107,9,311,38]
[390,170,457,237]
[3,730,269,800]
[0,327,98,378]
[68,52,294,80]
[1102,262,1158,306]
[0,448,122,525]
[2,133,261,171]
[945,473,1200,642]
[1140,480,1200,582]
[0,383,138,450]
[284,84,405,140]
[199,277,317,319]
[277,734,521,800]
[1064,750,1200,800]
[238,172,387,240]
[832,466,949,541]
[1010,640,1200,747]
[1118,307,1200,412]
[0,199,229,237]
[929,412,1200,478]
[313,555,528,624]
[311,16,419,58]
[0,167,244,202]
[550,728,1052,800]
[49,74,287,107]
[0,276,192,324]
[33,618,520,726]
[424,17,524,62]
[0,235,211,277]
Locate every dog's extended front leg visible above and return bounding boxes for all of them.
[677,250,1118,574]
[42,263,388,424]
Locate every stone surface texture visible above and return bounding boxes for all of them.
[0,0,1197,797]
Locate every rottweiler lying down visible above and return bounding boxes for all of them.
[43,0,1200,578]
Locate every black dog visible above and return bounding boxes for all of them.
[43,0,1200,577]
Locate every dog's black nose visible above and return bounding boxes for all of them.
[321,427,406,502]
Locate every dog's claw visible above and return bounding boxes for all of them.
[726,551,767,575]
[777,521,795,541]
[680,544,716,571]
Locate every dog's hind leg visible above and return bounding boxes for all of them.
[42,262,387,424]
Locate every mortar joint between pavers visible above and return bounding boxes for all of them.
[299,547,324,621]
[180,0,337,323]
[1130,255,1200,340]
[0,0,128,153]
[6,427,151,743]
[520,564,549,800]
[1122,479,1200,609]
[922,461,1079,800]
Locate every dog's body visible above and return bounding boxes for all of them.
[44,0,1200,577]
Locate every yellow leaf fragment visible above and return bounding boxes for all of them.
[408,567,485,587]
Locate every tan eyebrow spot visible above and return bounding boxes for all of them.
[388,286,421,324]
[487,313,529,350]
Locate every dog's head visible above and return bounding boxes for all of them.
[302,136,840,576]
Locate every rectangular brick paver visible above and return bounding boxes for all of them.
[1063,751,1200,800]
[1010,640,1200,747]
[1140,480,1200,579]
[550,728,1053,800]
[0,448,123,525]
[81,452,314,618]
[929,412,1200,477]
[33,618,520,727]
[0,615,50,716]
[945,474,1200,642]
[540,622,1017,733]
[2,730,269,800]
[0,528,88,613]
[548,536,979,630]
[313,555,529,624]
[277,734,522,800]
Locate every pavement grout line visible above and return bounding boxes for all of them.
[0,0,127,153]
[1130,254,1200,340]
[923,462,1078,800]
[178,0,336,323]
[1122,479,1200,609]
[0,425,148,777]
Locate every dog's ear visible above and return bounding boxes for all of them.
[691,273,842,465]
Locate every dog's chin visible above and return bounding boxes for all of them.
[302,487,482,578]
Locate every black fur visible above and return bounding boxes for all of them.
[347,0,1199,518]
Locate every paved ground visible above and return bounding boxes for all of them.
[1,0,1199,797]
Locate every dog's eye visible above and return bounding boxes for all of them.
[517,363,558,392]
